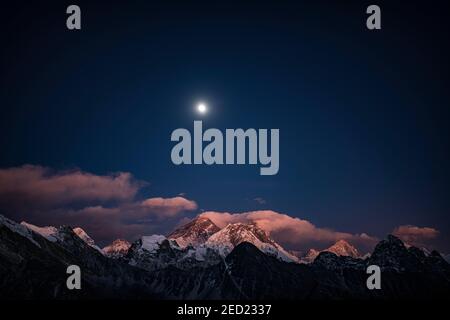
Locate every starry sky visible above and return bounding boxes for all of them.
[0,0,449,252]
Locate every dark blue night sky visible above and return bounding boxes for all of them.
[1,0,449,251]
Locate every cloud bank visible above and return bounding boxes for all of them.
[141,197,197,217]
[200,210,378,253]
[0,165,197,244]
[0,165,141,209]
[0,165,443,253]
[392,225,439,248]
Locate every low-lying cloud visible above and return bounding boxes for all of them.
[200,210,378,254]
[0,165,443,253]
[392,225,439,248]
[141,197,197,217]
[0,165,141,210]
[0,165,198,244]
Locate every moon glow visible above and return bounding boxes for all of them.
[197,103,207,114]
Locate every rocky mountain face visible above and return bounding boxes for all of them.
[72,227,100,249]
[166,217,298,263]
[0,215,157,299]
[1,214,450,300]
[204,222,299,262]
[20,221,104,254]
[368,235,450,277]
[124,234,221,271]
[310,235,450,299]
[167,216,220,248]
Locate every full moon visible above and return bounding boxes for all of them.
[197,103,207,114]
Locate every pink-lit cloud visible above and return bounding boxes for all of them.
[392,225,439,248]
[12,196,199,245]
[200,210,379,253]
[0,165,141,210]
[141,197,197,217]
[0,165,443,253]
[0,165,198,244]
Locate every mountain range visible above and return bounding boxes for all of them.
[302,239,362,263]
[1,214,450,300]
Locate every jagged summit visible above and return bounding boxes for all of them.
[327,239,360,257]
[102,239,131,258]
[303,248,320,263]
[125,234,221,271]
[71,227,103,253]
[18,220,104,254]
[205,222,299,263]
[1,214,450,299]
[0,215,41,247]
[207,222,275,246]
[368,234,420,272]
[73,227,95,246]
[20,221,60,242]
[386,234,405,246]
[167,216,220,248]
[303,239,360,263]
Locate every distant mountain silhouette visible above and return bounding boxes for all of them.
[1,214,449,300]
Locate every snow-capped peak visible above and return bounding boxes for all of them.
[301,239,360,263]
[102,239,131,258]
[140,235,171,253]
[205,222,299,263]
[326,239,360,258]
[18,221,103,254]
[167,216,220,248]
[130,234,181,256]
[303,248,320,263]
[126,233,221,271]
[73,227,94,245]
[73,227,103,253]
[0,215,41,247]
[20,221,60,242]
